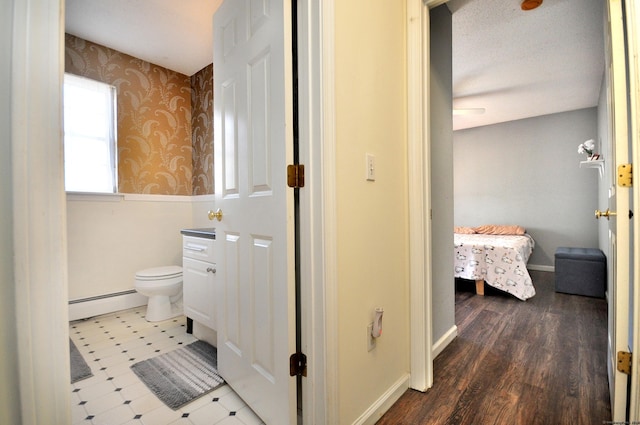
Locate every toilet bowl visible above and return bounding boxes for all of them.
[134,266,183,322]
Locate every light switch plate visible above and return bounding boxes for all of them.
[366,153,375,181]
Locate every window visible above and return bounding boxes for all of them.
[63,73,117,193]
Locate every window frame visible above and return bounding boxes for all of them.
[63,73,118,194]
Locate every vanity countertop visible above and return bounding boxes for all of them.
[180,228,216,239]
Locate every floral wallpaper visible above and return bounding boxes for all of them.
[191,64,214,195]
[65,34,214,195]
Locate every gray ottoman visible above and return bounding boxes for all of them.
[555,247,606,298]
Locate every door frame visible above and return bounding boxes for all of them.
[9,0,71,422]
[407,0,450,393]
[607,0,640,420]
[297,0,335,422]
[625,0,640,419]
[407,0,640,415]
[607,0,631,419]
[407,0,434,391]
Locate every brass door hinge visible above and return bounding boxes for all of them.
[287,164,305,188]
[289,352,307,377]
[617,351,632,375]
[618,164,632,187]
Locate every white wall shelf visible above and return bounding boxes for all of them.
[580,159,604,178]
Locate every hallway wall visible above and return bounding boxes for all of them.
[430,5,456,354]
[334,0,411,422]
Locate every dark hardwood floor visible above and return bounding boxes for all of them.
[377,270,611,424]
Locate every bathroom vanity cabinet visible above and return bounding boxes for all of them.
[181,229,216,330]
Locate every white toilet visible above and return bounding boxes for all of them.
[134,266,183,322]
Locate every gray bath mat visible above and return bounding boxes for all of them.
[70,339,93,383]
[130,340,225,410]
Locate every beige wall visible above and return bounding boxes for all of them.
[335,1,410,422]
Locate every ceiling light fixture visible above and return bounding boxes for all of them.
[521,0,543,11]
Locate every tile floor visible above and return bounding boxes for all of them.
[70,307,264,425]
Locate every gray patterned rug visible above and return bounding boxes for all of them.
[130,340,225,410]
[70,339,93,383]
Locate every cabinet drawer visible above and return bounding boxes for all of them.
[182,236,215,262]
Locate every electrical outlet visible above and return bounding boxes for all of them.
[367,322,376,351]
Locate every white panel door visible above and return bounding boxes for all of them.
[605,0,633,420]
[212,0,296,424]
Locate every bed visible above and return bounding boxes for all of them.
[454,229,536,301]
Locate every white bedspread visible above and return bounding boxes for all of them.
[454,233,536,300]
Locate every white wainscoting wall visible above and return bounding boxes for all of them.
[67,194,193,320]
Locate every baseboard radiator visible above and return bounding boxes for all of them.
[69,290,147,321]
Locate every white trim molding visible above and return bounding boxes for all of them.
[408,0,433,392]
[296,0,332,422]
[11,0,71,423]
[432,325,458,359]
[625,0,640,420]
[67,192,124,202]
[319,0,339,422]
[191,194,217,202]
[123,193,194,202]
[527,264,555,273]
[67,193,210,203]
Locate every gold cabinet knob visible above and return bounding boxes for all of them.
[208,208,223,221]
[595,208,617,220]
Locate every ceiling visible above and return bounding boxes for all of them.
[65,0,223,77]
[65,0,605,130]
[448,0,605,130]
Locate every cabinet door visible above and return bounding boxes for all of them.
[183,257,216,329]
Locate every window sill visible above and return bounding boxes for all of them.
[66,192,123,202]
[66,192,196,202]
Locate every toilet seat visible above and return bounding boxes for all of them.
[135,265,182,281]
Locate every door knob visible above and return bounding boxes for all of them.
[595,208,617,220]
[208,208,223,221]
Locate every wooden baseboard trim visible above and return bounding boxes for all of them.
[432,325,458,359]
[527,264,555,272]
